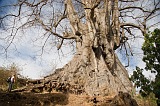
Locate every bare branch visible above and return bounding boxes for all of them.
[53,15,67,28]
[0,1,23,19]
[123,27,135,38]
[40,33,51,56]
[0,0,159,70]
[119,0,135,2]
[36,16,76,39]
[120,23,144,34]
[57,39,64,50]
[148,21,160,29]
[74,0,85,5]
[145,8,160,20]
[119,6,148,12]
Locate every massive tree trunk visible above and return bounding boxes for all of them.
[1,0,159,99]
[44,0,133,96]
[45,52,133,96]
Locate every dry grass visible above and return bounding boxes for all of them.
[134,93,157,106]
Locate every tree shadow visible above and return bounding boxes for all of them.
[0,92,69,106]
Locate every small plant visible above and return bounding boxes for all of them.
[135,93,157,106]
[0,63,27,91]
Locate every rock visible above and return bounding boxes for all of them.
[110,92,138,106]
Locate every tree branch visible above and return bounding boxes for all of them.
[0,1,23,19]
[120,23,144,34]
[145,8,160,20]
[57,39,64,50]
[53,15,67,28]
[119,6,148,12]
[119,0,135,2]
[37,16,77,40]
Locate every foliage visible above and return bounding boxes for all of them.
[130,28,160,105]
[0,63,27,91]
[142,28,160,105]
[130,66,152,97]
[0,67,10,91]
[142,28,160,73]
[135,93,157,106]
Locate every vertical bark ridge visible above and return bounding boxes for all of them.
[47,0,133,97]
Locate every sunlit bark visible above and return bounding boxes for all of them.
[0,0,159,96]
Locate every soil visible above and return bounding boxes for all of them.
[0,91,112,106]
[0,92,68,106]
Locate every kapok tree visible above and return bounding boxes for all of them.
[0,0,159,96]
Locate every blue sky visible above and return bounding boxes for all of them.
[0,0,73,78]
[0,0,159,79]
[0,24,73,78]
[0,0,72,79]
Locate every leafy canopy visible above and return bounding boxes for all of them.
[142,28,160,74]
[130,66,152,97]
[130,28,160,104]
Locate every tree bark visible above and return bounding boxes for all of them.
[42,0,133,96]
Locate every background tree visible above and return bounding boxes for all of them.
[130,28,160,105]
[0,0,160,96]
[142,28,160,105]
[130,66,152,97]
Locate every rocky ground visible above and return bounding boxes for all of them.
[0,91,111,106]
[0,78,155,106]
[0,89,140,106]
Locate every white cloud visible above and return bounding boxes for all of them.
[0,44,73,79]
[0,0,159,80]
[0,16,73,79]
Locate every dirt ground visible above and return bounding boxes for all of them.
[0,90,155,106]
[0,92,68,106]
[0,91,112,106]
